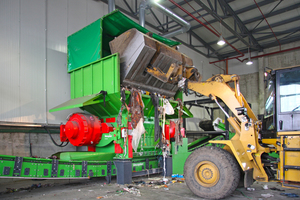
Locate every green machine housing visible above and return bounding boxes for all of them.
[0,10,195,183]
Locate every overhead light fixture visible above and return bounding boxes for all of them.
[217,35,225,46]
[217,22,225,46]
[246,60,253,65]
[246,47,253,65]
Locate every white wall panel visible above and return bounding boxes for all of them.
[87,0,106,24]
[0,0,21,122]
[46,0,79,124]
[67,0,87,36]
[19,0,46,123]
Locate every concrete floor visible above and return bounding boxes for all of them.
[0,175,299,200]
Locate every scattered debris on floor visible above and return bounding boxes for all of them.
[171,174,184,178]
[280,192,299,198]
[91,177,187,199]
[261,193,274,198]
[263,184,268,190]
[0,183,53,195]
[246,187,255,191]
[270,187,285,191]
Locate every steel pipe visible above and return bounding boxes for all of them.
[139,1,190,38]
[151,2,191,38]
[139,1,147,27]
[108,0,115,13]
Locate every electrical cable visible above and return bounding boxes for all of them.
[45,127,69,147]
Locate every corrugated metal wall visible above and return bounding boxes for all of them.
[0,0,108,124]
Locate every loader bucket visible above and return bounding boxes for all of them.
[109,28,193,97]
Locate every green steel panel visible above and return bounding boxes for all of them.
[69,53,120,99]
[83,66,93,96]
[172,138,191,174]
[87,165,98,177]
[21,162,37,178]
[69,162,83,178]
[0,159,14,177]
[58,152,115,161]
[56,163,71,178]
[68,19,102,71]
[36,163,52,178]
[132,162,145,172]
[0,155,115,179]
[49,93,99,113]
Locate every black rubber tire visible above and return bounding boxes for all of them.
[184,146,240,199]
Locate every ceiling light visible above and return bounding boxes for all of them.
[246,47,253,65]
[246,60,253,65]
[217,35,225,46]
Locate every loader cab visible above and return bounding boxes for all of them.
[263,66,300,134]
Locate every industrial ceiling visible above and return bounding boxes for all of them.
[98,0,300,61]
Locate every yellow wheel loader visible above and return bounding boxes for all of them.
[149,62,300,199]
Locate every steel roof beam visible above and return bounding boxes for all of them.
[217,48,249,58]
[252,15,300,33]
[214,33,300,58]
[219,0,261,50]
[159,0,235,31]
[213,38,240,54]
[194,0,249,47]
[173,37,210,58]
[251,0,282,31]
[261,35,300,49]
[156,11,210,30]
[169,0,193,9]
[160,0,273,33]
[243,2,300,25]
[256,27,300,41]
[233,0,275,15]
[189,31,222,59]
[207,0,214,11]
[122,0,135,15]
[149,8,165,31]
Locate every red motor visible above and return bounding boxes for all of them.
[164,121,176,140]
[60,113,113,146]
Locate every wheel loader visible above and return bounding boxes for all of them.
[148,60,300,198]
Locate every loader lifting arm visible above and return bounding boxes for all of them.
[146,63,270,184]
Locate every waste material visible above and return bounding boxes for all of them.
[123,186,141,196]
[246,187,255,191]
[172,174,184,178]
[280,193,299,198]
[1,183,52,194]
[270,187,285,191]
[263,184,268,190]
[261,193,274,198]
[163,99,174,115]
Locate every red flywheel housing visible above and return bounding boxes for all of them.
[60,113,113,146]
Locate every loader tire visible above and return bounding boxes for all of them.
[184,146,240,199]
